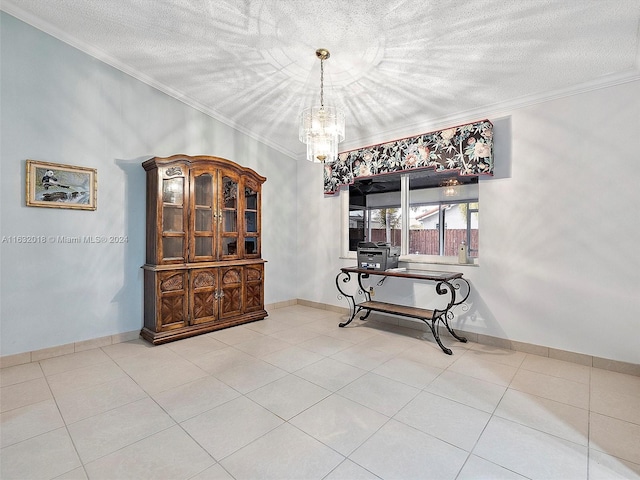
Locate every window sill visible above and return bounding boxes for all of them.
[340,253,479,267]
[400,255,479,268]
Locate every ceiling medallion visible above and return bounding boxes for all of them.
[298,49,345,163]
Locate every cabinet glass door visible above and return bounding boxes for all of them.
[243,184,259,257]
[220,174,239,258]
[191,172,215,261]
[162,176,185,261]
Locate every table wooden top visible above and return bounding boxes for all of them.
[340,266,463,282]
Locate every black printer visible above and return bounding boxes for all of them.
[357,242,401,271]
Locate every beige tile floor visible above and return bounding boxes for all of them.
[1,305,639,480]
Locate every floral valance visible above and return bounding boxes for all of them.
[324,119,493,194]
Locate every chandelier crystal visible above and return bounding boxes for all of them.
[441,178,460,197]
[299,49,345,163]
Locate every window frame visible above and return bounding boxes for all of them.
[341,173,479,265]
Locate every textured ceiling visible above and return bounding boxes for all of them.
[3,0,640,159]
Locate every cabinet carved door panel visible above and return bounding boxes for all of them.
[245,264,263,312]
[220,266,242,319]
[158,271,188,331]
[190,268,218,325]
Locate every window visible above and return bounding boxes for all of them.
[409,201,479,258]
[349,206,403,248]
[346,171,479,262]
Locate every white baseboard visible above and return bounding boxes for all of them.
[2,299,638,378]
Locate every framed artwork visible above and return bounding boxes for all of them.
[26,160,97,210]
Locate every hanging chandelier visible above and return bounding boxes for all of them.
[299,48,345,163]
[441,178,460,197]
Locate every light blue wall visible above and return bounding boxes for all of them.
[0,13,297,356]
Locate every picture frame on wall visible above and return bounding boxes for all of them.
[26,160,97,210]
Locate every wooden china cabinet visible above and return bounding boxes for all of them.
[141,154,267,344]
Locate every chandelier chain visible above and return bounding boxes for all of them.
[298,48,345,163]
[320,58,324,107]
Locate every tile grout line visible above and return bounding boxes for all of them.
[88,345,222,476]
[5,309,638,479]
[159,320,345,476]
[586,364,592,480]
[38,359,89,480]
[452,346,513,480]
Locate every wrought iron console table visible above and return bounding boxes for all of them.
[335,267,471,355]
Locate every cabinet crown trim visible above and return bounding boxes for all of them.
[142,154,266,184]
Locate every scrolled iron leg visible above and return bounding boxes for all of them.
[442,311,467,343]
[339,311,357,328]
[339,306,372,327]
[424,315,453,355]
[336,270,375,328]
[336,271,357,327]
[451,277,471,306]
[435,278,470,345]
[339,319,353,328]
